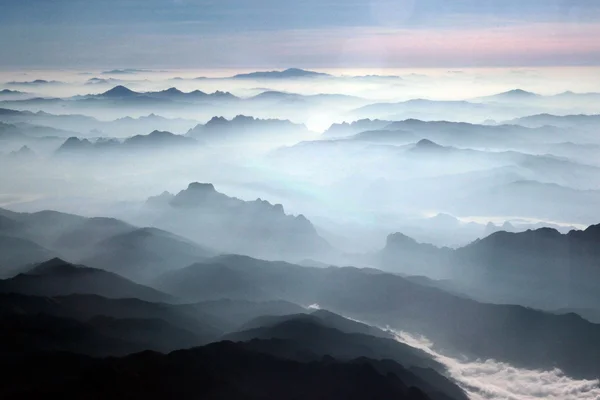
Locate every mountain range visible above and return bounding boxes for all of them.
[0,208,213,281]
[140,182,331,261]
[379,223,600,312]
[186,115,310,145]
[141,253,600,380]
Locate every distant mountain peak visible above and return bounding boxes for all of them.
[101,85,137,97]
[169,182,219,208]
[162,87,183,94]
[494,89,539,98]
[187,182,216,192]
[206,116,228,125]
[414,138,444,150]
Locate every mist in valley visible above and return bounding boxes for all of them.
[3,0,600,399]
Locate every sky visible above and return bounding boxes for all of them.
[1,0,600,68]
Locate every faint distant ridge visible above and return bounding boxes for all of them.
[0,89,27,95]
[101,68,149,75]
[506,113,600,129]
[187,115,309,144]
[6,79,64,86]
[323,119,392,138]
[233,68,330,79]
[477,88,539,101]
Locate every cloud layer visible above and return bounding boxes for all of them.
[395,331,600,400]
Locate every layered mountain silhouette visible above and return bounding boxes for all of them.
[225,312,467,400]
[141,182,331,261]
[81,227,213,281]
[0,258,172,302]
[380,223,600,311]
[154,253,600,379]
[507,113,600,130]
[0,293,220,355]
[1,340,444,399]
[0,208,212,281]
[0,286,466,399]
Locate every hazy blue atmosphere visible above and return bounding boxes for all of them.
[1,1,600,399]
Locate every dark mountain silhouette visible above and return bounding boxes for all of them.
[225,314,467,400]
[0,297,220,356]
[1,340,442,400]
[157,254,600,379]
[0,292,222,348]
[0,258,172,302]
[234,310,392,339]
[233,68,330,79]
[186,115,309,144]
[142,182,331,261]
[99,85,140,98]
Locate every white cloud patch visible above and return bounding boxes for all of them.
[394,330,600,400]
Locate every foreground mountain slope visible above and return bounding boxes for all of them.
[1,341,440,400]
[0,293,222,352]
[226,315,466,400]
[158,254,600,379]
